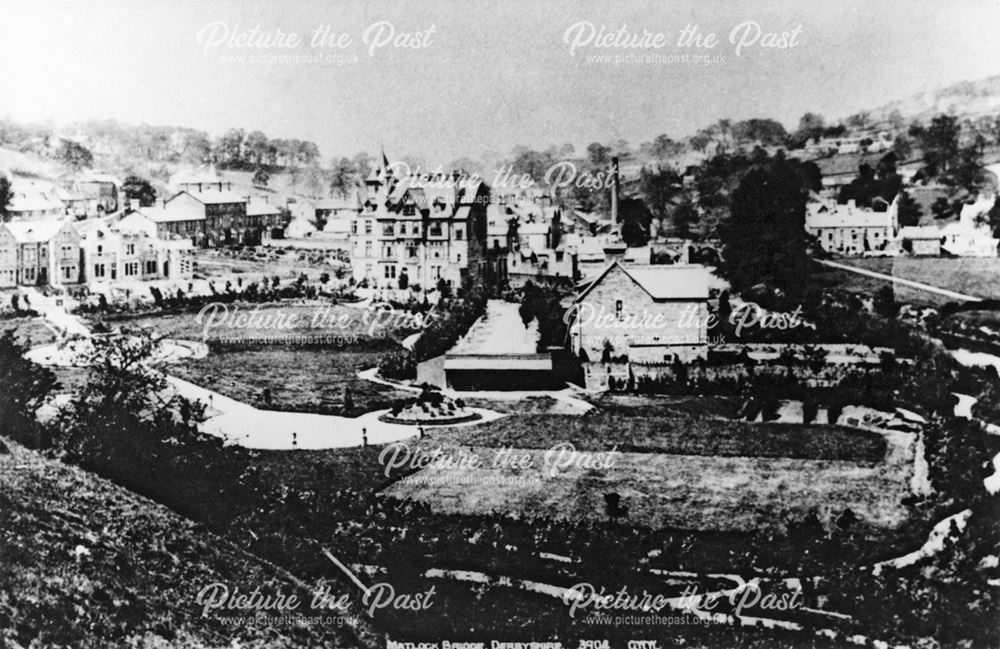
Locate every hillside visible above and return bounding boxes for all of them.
[868,75,1000,123]
[0,437,375,649]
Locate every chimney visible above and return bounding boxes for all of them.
[610,156,620,226]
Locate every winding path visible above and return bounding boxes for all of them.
[22,290,504,450]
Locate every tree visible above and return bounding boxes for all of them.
[638,166,682,220]
[122,174,157,208]
[57,139,94,170]
[252,167,270,187]
[650,134,682,160]
[618,198,653,247]
[732,118,788,147]
[896,191,922,227]
[931,196,954,220]
[950,136,986,192]
[436,277,451,299]
[215,128,246,167]
[873,285,899,318]
[53,332,201,466]
[0,331,57,445]
[586,142,611,166]
[893,134,912,161]
[244,130,270,166]
[0,175,12,222]
[796,112,825,142]
[917,114,960,177]
[720,158,814,298]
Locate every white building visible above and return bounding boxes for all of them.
[805,196,899,256]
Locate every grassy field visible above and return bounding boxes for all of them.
[97,303,417,415]
[170,344,413,415]
[447,414,887,462]
[382,446,912,532]
[834,257,1000,305]
[1,316,58,347]
[92,302,406,342]
[0,438,373,649]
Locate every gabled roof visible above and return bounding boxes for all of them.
[181,189,248,205]
[4,219,74,243]
[136,200,206,223]
[575,260,710,303]
[246,197,282,216]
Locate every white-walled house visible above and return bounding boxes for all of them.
[805,196,899,255]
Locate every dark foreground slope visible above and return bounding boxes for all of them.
[0,437,375,649]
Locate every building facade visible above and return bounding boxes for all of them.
[570,261,710,371]
[350,165,492,289]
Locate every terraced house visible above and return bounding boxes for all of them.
[0,219,82,287]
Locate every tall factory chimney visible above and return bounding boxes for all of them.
[610,156,620,226]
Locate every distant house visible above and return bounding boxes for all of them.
[7,181,66,220]
[805,196,899,256]
[0,219,81,287]
[284,216,317,239]
[570,261,710,379]
[129,196,207,245]
[315,192,362,223]
[899,226,942,256]
[246,196,285,240]
[898,193,999,258]
[75,173,123,214]
[76,218,193,283]
[179,186,249,246]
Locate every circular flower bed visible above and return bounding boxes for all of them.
[378,386,481,425]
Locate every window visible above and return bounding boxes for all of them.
[364,221,373,235]
[615,299,623,319]
[456,253,462,264]
[406,244,418,258]
[23,267,35,282]
[146,260,157,274]
[383,245,394,259]
[432,266,441,279]
[94,264,105,278]
[62,266,74,280]
[364,242,372,257]
[383,265,397,279]
[125,262,139,276]
[429,224,442,237]
[402,205,415,216]
[126,244,135,255]
[455,228,463,240]
[97,245,103,255]
[383,224,394,236]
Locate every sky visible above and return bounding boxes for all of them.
[2,0,1000,166]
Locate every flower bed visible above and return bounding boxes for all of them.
[378,386,481,425]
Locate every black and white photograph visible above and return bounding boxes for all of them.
[1,1,999,647]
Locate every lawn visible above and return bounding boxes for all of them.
[447,414,887,463]
[836,257,1000,305]
[382,446,912,532]
[91,301,409,343]
[169,342,414,415]
[97,303,418,415]
[1,316,58,347]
